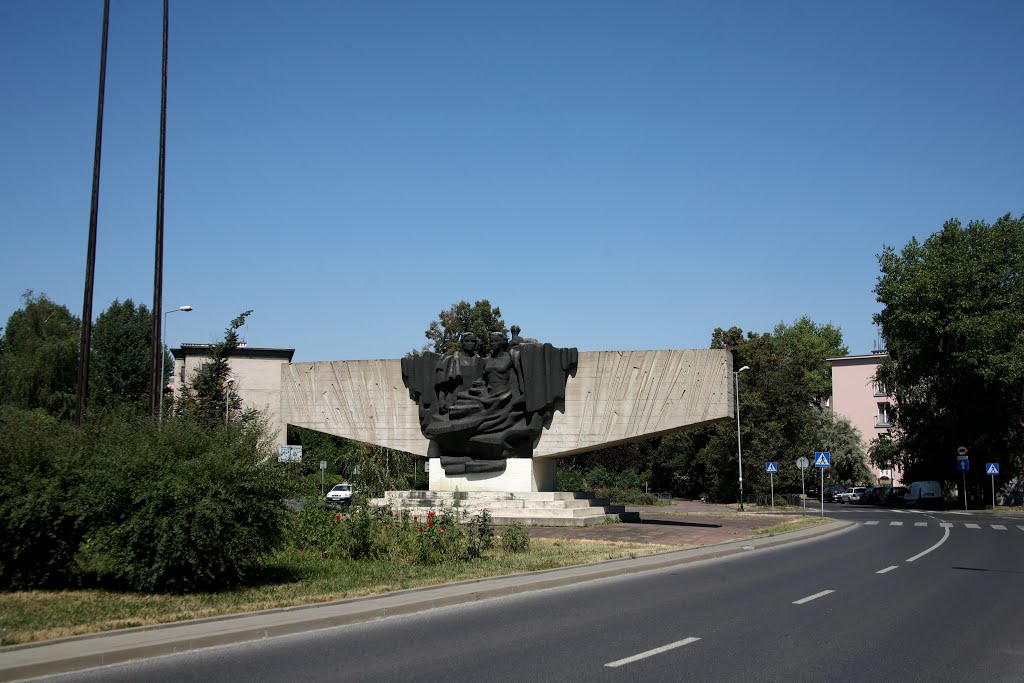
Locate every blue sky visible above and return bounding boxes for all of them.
[2,0,1022,362]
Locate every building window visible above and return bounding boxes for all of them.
[873,381,888,396]
[876,402,891,427]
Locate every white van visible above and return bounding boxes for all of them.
[904,481,943,508]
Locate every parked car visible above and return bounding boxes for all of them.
[839,486,867,503]
[856,487,881,505]
[326,482,355,505]
[904,481,943,509]
[879,486,908,507]
[823,486,846,503]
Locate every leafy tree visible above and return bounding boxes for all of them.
[176,311,252,426]
[654,318,860,502]
[424,300,506,356]
[874,214,1024,488]
[0,291,80,419]
[286,426,421,497]
[90,299,158,412]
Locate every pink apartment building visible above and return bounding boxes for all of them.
[828,351,900,486]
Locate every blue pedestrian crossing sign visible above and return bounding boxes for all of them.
[956,459,969,472]
[814,451,831,468]
[766,461,778,474]
[986,463,1000,475]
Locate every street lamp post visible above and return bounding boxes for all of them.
[734,365,750,511]
[225,376,235,424]
[159,305,192,421]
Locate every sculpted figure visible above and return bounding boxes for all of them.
[401,326,577,475]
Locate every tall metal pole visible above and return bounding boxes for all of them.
[75,0,111,427]
[149,0,170,417]
[159,305,191,421]
[735,369,746,511]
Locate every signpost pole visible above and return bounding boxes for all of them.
[991,473,995,510]
[770,472,775,512]
[820,467,824,518]
[963,470,968,511]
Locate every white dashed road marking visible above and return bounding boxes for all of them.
[940,523,953,528]
[865,521,879,526]
[914,522,927,527]
[793,590,835,605]
[965,523,981,529]
[877,566,898,574]
[605,637,701,667]
[889,521,903,526]
[991,525,1007,530]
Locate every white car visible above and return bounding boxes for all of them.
[326,482,354,505]
[839,486,866,504]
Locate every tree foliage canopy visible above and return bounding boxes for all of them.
[424,300,506,356]
[874,214,1024,484]
[90,298,156,411]
[0,291,80,419]
[176,311,252,426]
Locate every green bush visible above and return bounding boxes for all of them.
[78,414,290,592]
[555,468,588,492]
[0,407,84,589]
[595,486,659,506]
[500,521,530,553]
[288,497,345,557]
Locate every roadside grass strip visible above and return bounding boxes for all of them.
[604,637,701,667]
[793,590,835,605]
[906,525,951,563]
[876,566,899,574]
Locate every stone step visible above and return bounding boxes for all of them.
[375,498,610,510]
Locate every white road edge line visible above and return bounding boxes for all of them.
[906,524,951,563]
[605,637,701,667]
[877,565,898,574]
[793,590,835,605]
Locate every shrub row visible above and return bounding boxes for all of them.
[0,406,290,592]
[289,501,528,564]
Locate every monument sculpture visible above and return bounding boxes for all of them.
[401,328,577,475]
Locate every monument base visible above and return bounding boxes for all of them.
[428,457,555,493]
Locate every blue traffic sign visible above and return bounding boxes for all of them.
[956,459,969,472]
[986,463,1000,475]
[766,461,778,474]
[814,451,831,468]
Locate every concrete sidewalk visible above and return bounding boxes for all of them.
[0,507,848,682]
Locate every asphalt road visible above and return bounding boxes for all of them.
[44,506,1024,682]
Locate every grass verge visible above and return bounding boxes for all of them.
[0,538,674,646]
[751,516,830,537]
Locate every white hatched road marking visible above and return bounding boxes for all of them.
[914,522,928,527]
[605,637,701,667]
[864,521,879,526]
[991,524,1007,530]
[1018,526,1024,532]
[889,521,903,526]
[906,525,951,563]
[793,590,835,605]
[877,566,898,574]
[965,523,981,529]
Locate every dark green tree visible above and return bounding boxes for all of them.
[424,300,506,356]
[874,214,1024,488]
[657,318,860,502]
[176,311,252,426]
[0,291,80,419]
[90,299,158,411]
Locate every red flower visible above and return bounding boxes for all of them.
[419,526,424,532]
[413,515,418,521]
[439,528,445,533]
[335,514,342,522]
[428,511,435,518]
[427,520,433,527]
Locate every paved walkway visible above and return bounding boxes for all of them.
[528,499,815,546]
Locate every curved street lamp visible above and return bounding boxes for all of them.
[734,365,750,511]
[159,305,192,422]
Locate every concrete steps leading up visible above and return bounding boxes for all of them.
[369,491,640,527]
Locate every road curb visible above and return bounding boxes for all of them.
[0,519,852,681]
